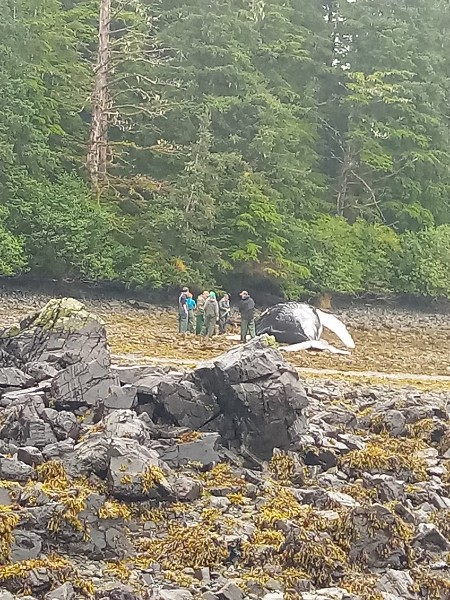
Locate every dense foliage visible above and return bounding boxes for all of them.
[1,0,450,297]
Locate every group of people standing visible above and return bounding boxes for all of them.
[178,287,256,343]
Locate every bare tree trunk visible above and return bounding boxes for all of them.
[317,292,332,311]
[87,0,111,193]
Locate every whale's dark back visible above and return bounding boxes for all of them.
[255,302,321,344]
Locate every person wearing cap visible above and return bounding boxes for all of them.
[196,290,209,335]
[178,286,189,334]
[202,291,219,337]
[239,290,256,343]
[218,293,230,334]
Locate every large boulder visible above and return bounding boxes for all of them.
[0,367,33,390]
[10,530,43,562]
[63,409,173,501]
[51,360,117,411]
[63,434,111,478]
[102,410,153,445]
[193,336,308,459]
[154,432,221,467]
[0,298,118,410]
[0,456,34,482]
[0,298,110,369]
[133,337,308,460]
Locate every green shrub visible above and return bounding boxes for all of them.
[352,220,400,293]
[6,174,120,280]
[0,207,26,276]
[395,226,450,297]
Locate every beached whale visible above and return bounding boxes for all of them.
[255,302,355,355]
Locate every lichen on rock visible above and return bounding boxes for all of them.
[27,297,105,333]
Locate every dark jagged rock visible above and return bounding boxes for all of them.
[342,504,410,568]
[172,476,203,502]
[96,584,142,600]
[112,364,168,385]
[0,298,117,412]
[42,438,75,461]
[51,360,117,410]
[45,583,76,600]
[375,570,417,599]
[135,373,220,430]
[103,384,137,410]
[216,582,244,600]
[362,473,405,503]
[63,434,110,478]
[154,432,221,467]
[0,456,34,482]
[10,530,42,562]
[102,410,153,445]
[412,523,450,552]
[193,336,308,459]
[25,361,59,383]
[0,367,33,390]
[0,392,77,449]
[133,337,308,460]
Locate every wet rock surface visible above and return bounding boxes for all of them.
[0,298,448,599]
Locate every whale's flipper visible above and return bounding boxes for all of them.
[225,334,241,341]
[316,309,355,349]
[280,339,350,355]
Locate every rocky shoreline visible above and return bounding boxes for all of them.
[0,298,449,600]
[0,285,450,329]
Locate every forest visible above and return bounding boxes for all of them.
[1,0,450,298]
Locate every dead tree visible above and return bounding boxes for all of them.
[87,0,111,193]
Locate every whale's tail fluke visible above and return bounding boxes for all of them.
[316,309,355,349]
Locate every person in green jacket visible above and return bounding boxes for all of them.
[239,290,256,343]
[196,290,209,335]
[202,291,219,337]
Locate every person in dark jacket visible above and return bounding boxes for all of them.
[202,291,219,337]
[239,290,256,343]
[178,286,189,333]
[218,293,230,334]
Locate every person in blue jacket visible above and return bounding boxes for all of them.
[186,292,197,333]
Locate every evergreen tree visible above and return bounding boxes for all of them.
[322,0,450,229]
[126,0,328,286]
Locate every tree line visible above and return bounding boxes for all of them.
[1,0,450,297]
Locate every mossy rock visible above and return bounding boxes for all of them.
[24,298,104,334]
[260,334,278,348]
